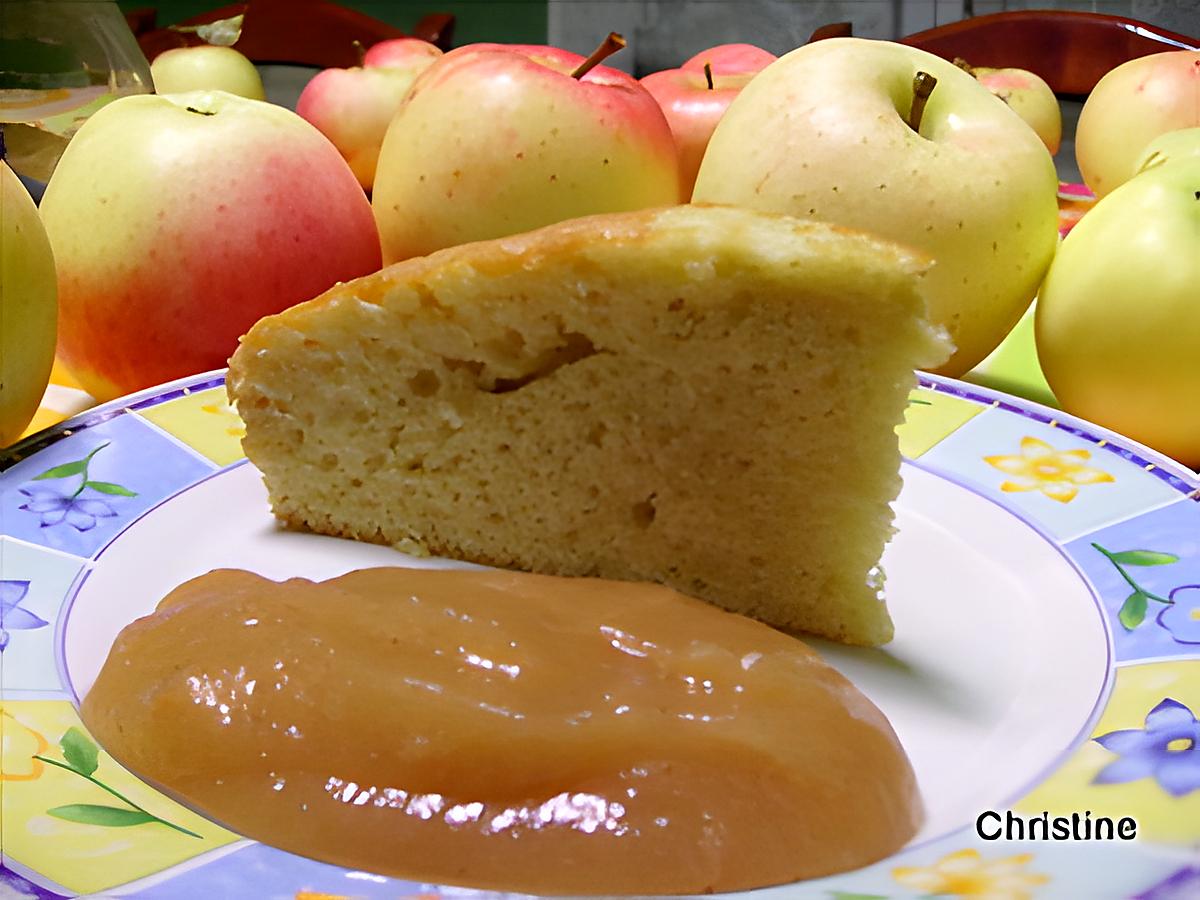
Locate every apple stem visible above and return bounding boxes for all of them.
[908,71,937,134]
[704,61,714,90]
[353,39,366,67]
[571,32,626,79]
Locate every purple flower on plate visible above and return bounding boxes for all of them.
[0,580,49,651]
[1093,697,1200,797]
[18,486,118,531]
[1158,585,1200,645]
[17,442,136,532]
[1133,865,1200,900]
[0,861,67,899]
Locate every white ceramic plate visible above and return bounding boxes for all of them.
[2,371,1198,899]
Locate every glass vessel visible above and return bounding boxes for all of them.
[0,0,153,183]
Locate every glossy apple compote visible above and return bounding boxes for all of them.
[82,567,921,894]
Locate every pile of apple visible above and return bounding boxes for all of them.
[7,32,1198,466]
[1037,51,1200,465]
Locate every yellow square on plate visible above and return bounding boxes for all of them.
[137,387,246,467]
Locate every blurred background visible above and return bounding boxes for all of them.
[551,1,1199,73]
[95,0,1194,187]
[116,0,1199,71]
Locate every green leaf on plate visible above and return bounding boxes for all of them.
[1109,550,1179,567]
[47,804,155,828]
[60,727,99,776]
[85,481,137,497]
[1118,590,1149,630]
[33,442,111,480]
[32,459,87,480]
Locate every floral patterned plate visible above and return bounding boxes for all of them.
[1,370,1199,899]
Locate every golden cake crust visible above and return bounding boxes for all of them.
[229,204,949,645]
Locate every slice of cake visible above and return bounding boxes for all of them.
[228,205,949,645]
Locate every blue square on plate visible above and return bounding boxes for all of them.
[0,538,85,695]
[1,414,214,560]
[1067,498,1200,662]
[127,841,424,899]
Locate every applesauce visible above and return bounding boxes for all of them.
[82,568,920,894]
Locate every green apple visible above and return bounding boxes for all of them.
[1135,126,1200,174]
[694,38,1060,376]
[1075,51,1200,198]
[966,302,1057,411]
[150,46,266,100]
[0,159,57,445]
[1036,156,1200,466]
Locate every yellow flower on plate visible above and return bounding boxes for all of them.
[893,848,1050,899]
[138,388,247,466]
[200,399,246,439]
[984,436,1114,503]
[0,709,49,781]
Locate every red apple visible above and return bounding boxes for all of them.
[682,43,777,76]
[298,46,441,190]
[372,36,681,265]
[39,90,382,401]
[1075,50,1200,197]
[641,46,775,197]
[363,37,444,69]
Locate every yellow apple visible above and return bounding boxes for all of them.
[968,65,1062,155]
[151,46,266,100]
[694,38,1060,376]
[1036,156,1200,465]
[0,160,57,445]
[1075,50,1200,198]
